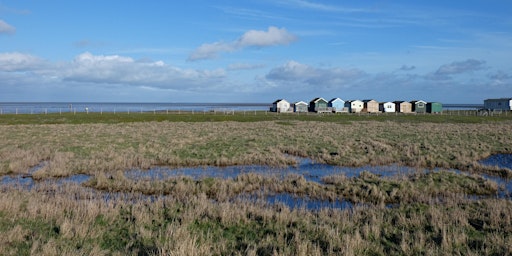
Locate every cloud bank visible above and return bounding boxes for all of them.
[189,26,297,61]
[0,51,509,103]
[63,52,225,90]
[0,52,43,71]
[266,60,365,88]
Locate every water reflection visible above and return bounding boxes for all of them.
[125,157,418,183]
[265,193,353,210]
[479,154,512,169]
[478,154,512,198]
[0,174,91,189]
[2,154,511,210]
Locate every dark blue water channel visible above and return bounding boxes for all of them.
[478,154,512,197]
[124,157,417,182]
[2,154,511,210]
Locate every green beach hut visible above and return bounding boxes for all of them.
[309,97,329,113]
[411,100,427,113]
[427,102,443,113]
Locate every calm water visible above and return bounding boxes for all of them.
[124,157,418,183]
[0,102,270,114]
[2,155,511,210]
[0,102,484,114]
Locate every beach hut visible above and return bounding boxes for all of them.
[294,101,308,113]
[484,98,512,111]
[379,102,396,113]
[345,100,364,113]
[309,97,329,113]
[363,99,380,113]
[271,99,291,113]
[427,102,443,113]
[328,98,346,113]
[394,101,412,113]
[411,100,427,113]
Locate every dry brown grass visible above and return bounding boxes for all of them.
[0,181,510,255]
[0,119,511,254]
[0,120,511,179]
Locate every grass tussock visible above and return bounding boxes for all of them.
[0,181,510,255]
[0,114,511,254]
[0,120,511,178]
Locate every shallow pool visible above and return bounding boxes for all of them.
[124,157,420,183]
[2,154,511,210]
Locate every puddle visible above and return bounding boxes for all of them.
[125,157,418,183]
[265,193,353,210]
[0,174,91,189]
[479,154,512,169]
[235,192,355,211]
[479,154,512,198]
[2,155,511,210]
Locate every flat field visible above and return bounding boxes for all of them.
[0,112,511,255]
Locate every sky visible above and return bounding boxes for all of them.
[0,0,511,103]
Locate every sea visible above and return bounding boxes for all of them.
[0,102,271,114]
[0,102,483,114]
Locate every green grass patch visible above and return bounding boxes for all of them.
[1,111,511,125]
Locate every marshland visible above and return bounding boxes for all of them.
[1,111,512,255]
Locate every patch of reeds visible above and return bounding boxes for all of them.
[0,116,511,254]
[1,120,510,179]
[0,177,510,255]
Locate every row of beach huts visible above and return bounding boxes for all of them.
[270,98,443,114]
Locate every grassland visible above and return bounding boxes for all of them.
[0,112,511,255]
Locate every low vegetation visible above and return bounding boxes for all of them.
[0,112,511,255]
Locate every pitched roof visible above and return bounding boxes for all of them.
[310,97,327,103]
[329,98,344,103]
[273,99,288,104]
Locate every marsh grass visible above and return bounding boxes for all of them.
[1,114,512,254]
[1,120,510,179]
[0,177,510,255]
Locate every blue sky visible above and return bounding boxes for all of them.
[0,0,511,103]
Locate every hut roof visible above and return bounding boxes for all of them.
[273,99,288,104]
[310,97,327,104]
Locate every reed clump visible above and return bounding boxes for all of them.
[0,120,511,179]
[0,115,511,255]
[0,178,510,255]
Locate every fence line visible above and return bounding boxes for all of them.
[0,107,509,117]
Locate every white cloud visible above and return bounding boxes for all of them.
[488,70,511,81]
[237,26,297,47]
[0,20,15,34]
[0,52,43,71]
[189,26,297,61]
[188,42,237,61]
[278,0,370,13]
[435,59,485,76]
[265,60,366,89]
[428,59,486,80]
[63,52,226,90]
[399,65,416,71]
[227,63,265,71]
